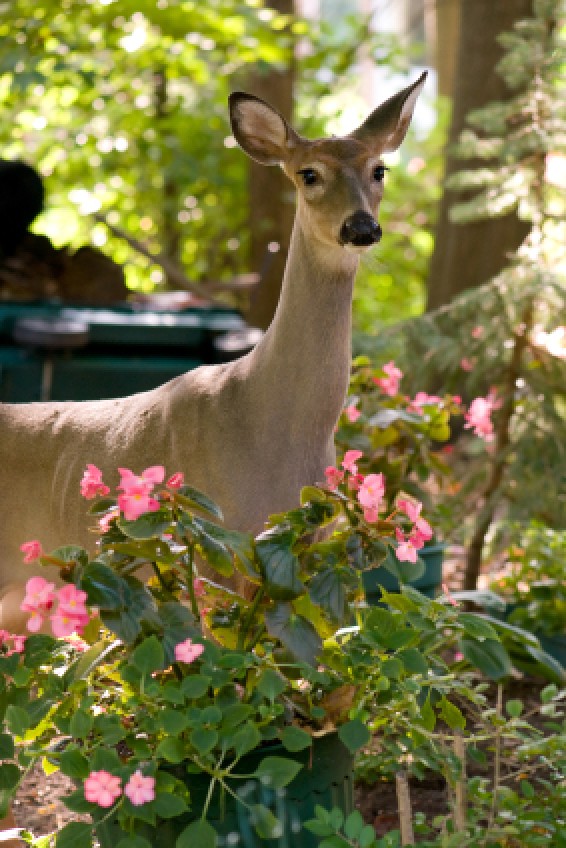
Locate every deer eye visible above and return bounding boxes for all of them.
[298,168,318,186]
[373,164,388,182]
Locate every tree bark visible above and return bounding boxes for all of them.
[243,0,295,330]
[426,0,532,311]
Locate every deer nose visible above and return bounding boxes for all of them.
[339,212,382,247]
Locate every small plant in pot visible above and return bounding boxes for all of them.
[1,463,510,847]
[335,356,461,600]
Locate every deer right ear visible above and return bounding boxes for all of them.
[229,92,299,165]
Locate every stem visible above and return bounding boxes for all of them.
[453,731,467,832]
[237,586,265,651]
[184,543,201,621]
[395,769,415,845]
[487,684,503,835]
[463,300,534,590]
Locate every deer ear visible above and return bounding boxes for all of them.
[351,71,427,153]
[229,92,299,165]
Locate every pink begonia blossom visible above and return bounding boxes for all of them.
[118,487,161,522]
[80,464,110,500]
[84,770,122,808]
[324,466,344,491]
[174,638,204,664]
[193,578,206,598]
[124,770,156,806]
[471,326,484,339]
[118,466,165,495]
[21,576,56,632]
[0,631,27,656]
[396,499,433,545]
[99,507,119,533]
[460,357,475,372]
[344,403,361,423]
[166,471,185,489]
[347,473,364,492]
[357,474,385,523]
[373,361,403,396]
[464,394,498,441]
[341,450,363,475]
[408,392,442,412]
[20,540,43,563]
[395,528,418,564]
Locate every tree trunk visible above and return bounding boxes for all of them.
[426,0,532,311]
[243,0,295,330]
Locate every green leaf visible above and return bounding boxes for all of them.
[131,635,164,675]
[5,705,29,737]
[176,818,218,848]
[48,546,89,568]
[0,764,21,790]
[256,527,305,601]
[458,613,498,641]
[152,793,189,819]
[344,810,364,840]
[79,562,132,610]
[158,709,189,735]
[265,603,322,665]
[338,719,371,753]
[64,639,120,687]
[398,648,428,676]
[190,727,218,756]
[118,508,171,540]
[70,710,94,740]
[181,674,211,699]
[56,822,93,848]
[177,485,224,520]
[101,577,158,643]
[59,748,90,780]
[421,697,436,732]
[460,638,512,680]
[0,734,14,759]
[116,838,153,848]
[309,569,346,621]
[189,516,256,577]
[251,804,282,839]
[231,722,261,758]
[253,756,302,788]
[506,699,523,718]
[159,602,199,665]
[156,737,186,764]
[438,697,466,731]
[380,657,404,679]
[257,668,286,701]
[281,725,312,752]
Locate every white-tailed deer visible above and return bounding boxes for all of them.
[0,71,425,843]
[0,72,426,630]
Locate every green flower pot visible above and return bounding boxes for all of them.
[363,542,445,604]
[93,732,354,848]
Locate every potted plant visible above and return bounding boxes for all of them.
[1,463,510,846]
[335,356,461,601]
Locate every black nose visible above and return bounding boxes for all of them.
[340,212,382,246]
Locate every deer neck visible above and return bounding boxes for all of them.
[246,218,359,446]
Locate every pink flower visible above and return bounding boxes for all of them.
[167,471,185,489]
[80,464,110,500]
[395,528,418,563]
[347,473,364,492]
[0,632,27,656]
[408,392,442,412]
[193,578,206,598]
[57,584,88,616]
[118,466,165,495]
[99,507,119,532]
[464,396,496,440]
[344,403,361,423]
[118,488,161,522]
[84,770,122,808]
[374,361,403,396]
[324,466,344,491]
[357,473,385,522]
[21,577,56,632]
[460,357,475,372]
[471,326,484,339]
[20,540,43,563]
[124,770,156,806]
[174,638,204,664]
[342,450,363,475]
[53,585,91,636]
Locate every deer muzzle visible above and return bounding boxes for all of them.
[339,211,382,247]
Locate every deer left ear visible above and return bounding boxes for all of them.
[229,92,300,165]
[351,71,427,153]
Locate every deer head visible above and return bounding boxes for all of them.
[229,72,427,255]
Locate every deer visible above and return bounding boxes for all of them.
[0,70,426,845]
